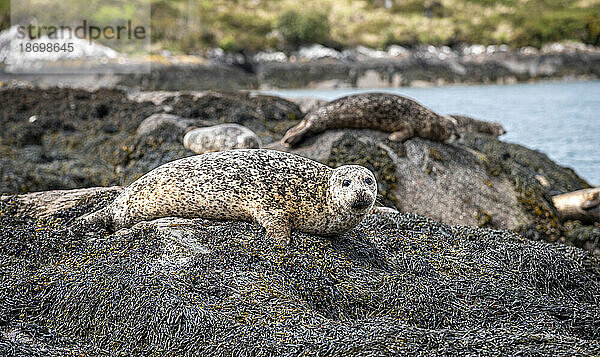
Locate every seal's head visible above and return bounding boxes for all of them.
[489,123,506,136]
[329,165,377,213]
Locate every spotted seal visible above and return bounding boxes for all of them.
[77,149,377,245]
[281,92,457,147]
[183,124,261,154]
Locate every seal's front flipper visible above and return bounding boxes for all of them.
[370,206,399,215]
[388,127,414,142]
[255,209,292,245]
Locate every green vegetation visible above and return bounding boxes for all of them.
[276,8,331,47]
[1,0,599,52]
[0,0,8,32]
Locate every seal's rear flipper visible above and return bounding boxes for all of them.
[281,121,311,147]
[73,206,113,231]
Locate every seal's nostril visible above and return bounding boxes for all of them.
[351,199,371,209]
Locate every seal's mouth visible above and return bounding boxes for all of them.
[351,199,372,210]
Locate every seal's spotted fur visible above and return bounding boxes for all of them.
[78,149,377,244]
[282,92,456,147]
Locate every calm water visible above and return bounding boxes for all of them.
[266,81,600,185]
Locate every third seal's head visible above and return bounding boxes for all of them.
[329,165,377,213]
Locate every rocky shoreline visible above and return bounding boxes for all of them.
[1,87,598,251]
[2,43,600,90]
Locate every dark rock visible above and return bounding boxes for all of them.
[136,113,197,142]
[93,103,111,118]
[0,88,301,193]
[9,116,75,147]
[101,123,119,134]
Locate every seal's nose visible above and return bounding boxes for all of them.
[351,190,372,209]
[351,200,372,209]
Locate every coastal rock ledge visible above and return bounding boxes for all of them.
[1,188,599,355]
[2,43,600,90]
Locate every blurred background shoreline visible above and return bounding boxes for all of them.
[4,0,599,55]
[1,0,600,90]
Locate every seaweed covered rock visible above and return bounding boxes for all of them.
[0,88,302,193]
[564,221,600,255]
[457,132,590,195]
[132,90,302,143]
[0,190,599,355]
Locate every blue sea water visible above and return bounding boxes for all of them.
[265,80,600,185]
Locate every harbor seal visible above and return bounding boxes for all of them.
[281,93,457,147]
[77,149,377,245]
[183,124,262,154]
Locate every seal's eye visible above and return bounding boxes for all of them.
[342,179,351,187]
[365,177,373,185]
